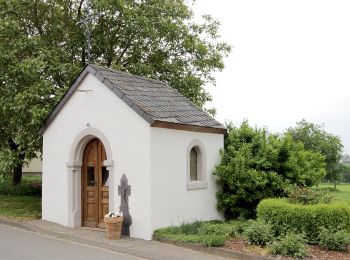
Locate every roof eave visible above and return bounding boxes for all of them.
[38,64,156,135]
[38,65,91,135]
[38,64,227,136]
[151,120,227,135]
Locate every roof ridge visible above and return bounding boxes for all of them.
[90,64,224,130]
[89,64,168,86]
[38,64,226,135]
[90,64,217,122]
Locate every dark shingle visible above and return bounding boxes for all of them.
[90,65,225,131]
[38,64,226,135]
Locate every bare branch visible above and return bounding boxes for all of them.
[33,0,43,35]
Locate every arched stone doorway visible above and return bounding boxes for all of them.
[81,138,109,228]
[66,128,114,228]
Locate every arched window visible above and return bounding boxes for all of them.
[186,140,207,190]
[190,148,198,181]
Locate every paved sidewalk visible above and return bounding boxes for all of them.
[0,225,141,260]
[0,218,234,260]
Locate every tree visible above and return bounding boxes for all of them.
[329,164,348,189]
[340,164,350,183]
[0,0,231,185]
[286,120,343,186]
[214,121,326,219]
[342,154,350,164]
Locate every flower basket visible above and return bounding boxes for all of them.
[104,215,124,240]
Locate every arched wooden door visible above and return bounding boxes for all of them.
[82,138,109,228]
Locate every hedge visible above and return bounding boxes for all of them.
[257,198,350,243]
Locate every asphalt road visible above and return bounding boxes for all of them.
[0,225,143,260]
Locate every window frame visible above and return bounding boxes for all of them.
[186,140,207,190]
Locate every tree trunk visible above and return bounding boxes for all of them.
[8,138,25,186]
[334,181,337,189]
[12,161,23,186]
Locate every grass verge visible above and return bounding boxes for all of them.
[0,174,42,219]
[153,220,249,247]
[0,174,41,197]
[0,195,41,219]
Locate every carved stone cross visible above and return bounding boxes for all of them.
[118,174,131,211]
[118,174,132,236]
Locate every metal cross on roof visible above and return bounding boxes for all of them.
[76,1,103,63]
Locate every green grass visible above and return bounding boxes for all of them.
[0,174,42,219]
[0,174,42,185]
[153,220,249,247]
[0,195,41,219]
[317,183,350,204]
[0,174,41,197]
[22,174,42,182]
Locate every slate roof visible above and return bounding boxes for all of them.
[39,64,226,135]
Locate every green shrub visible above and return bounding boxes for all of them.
[198,223,235,237]
[287,186,333,205]
[234,223,245,235]
[201,235,227,247]
[214,121,326,219]
[244,220,274,246]
[178,221,203,235]
[153,221,204,238]
[154,220,253,247]
[153,226,181,238]
[227,219,250,235]
[317,228,350,251]
[270,233,307,258]
[257,198,350,243]
[153,221,229,247]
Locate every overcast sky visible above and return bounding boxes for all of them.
[194,0,350,154]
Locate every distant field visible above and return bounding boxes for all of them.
[317,183,350,204]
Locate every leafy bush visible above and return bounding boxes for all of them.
[201,235,227,247]
[257,198,350,243]
[198,222,235,237]
[153,226,181,237]
[153,220,249,246]
[153,220,241,247]
[227,219,250,235]
[317,227,350,251]
[270,233,307,258]
[214,121,326,219]
[178,221,203,235]
[287,186,333,205]
[244,220,274,246]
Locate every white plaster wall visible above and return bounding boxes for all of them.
[150,128,224,233]
[42,74,152,239]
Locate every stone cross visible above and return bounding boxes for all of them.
[118,174,132,236]
[118,174,130,211]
